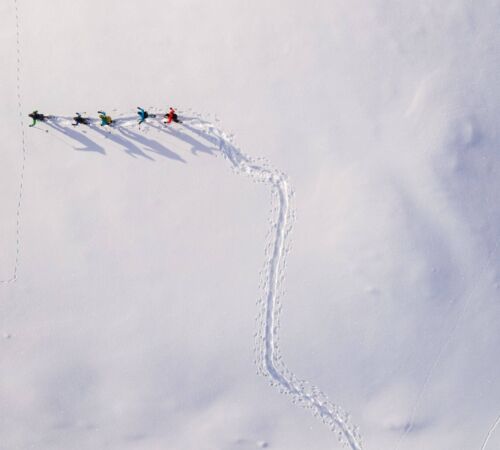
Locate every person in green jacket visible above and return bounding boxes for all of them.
[28,110,49,127]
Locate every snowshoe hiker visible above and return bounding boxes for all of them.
[137,107,149,125]
[72,113,90,126]
[28,110,49,127]
[164,107,181,124]
[98,111,113,126]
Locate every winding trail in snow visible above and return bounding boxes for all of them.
[1,0,27,284]
[184,114,363,450]
[36,110,363,449]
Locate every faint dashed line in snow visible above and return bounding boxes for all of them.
[36,109,363,449]
[1,0,27,285]
[481,414,500,450]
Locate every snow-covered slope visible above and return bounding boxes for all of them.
[2,1,500,450]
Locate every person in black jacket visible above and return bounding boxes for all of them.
[72,113,90,126]
[28,110,49,127]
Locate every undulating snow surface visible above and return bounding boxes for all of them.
[1,1,500,449]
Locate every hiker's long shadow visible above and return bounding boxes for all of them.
[91,125,155,161]
[117,126,186,163]
[149,122,217,156]
[47,118,217,163]
[46,121,106,155]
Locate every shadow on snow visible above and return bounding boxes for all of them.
[45,118,218,163]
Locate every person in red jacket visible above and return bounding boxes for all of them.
[164,107,181,124]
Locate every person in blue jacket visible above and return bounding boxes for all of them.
[137,107,150,125]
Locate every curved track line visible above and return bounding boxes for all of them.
[1,0,27,285]
[39,110,363,449]
[184,115,362,450]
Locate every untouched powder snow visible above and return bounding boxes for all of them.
[2,1,500,449]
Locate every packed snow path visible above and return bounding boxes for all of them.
[182,113,363,450]
[12,110,363,450]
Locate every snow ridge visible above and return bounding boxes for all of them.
[1,0,27,284]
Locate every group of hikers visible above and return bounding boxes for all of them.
[28,107,181,128]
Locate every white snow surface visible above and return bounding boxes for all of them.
[1,1,500,450]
